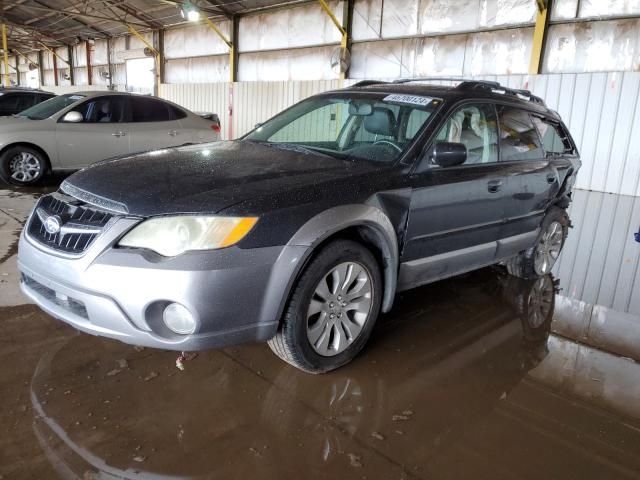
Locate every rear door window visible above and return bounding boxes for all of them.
[531,116,573,155]
[130,97,174,122]
[497,106,544,161]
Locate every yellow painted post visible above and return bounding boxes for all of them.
[318,0,348,81]
[38,43,70,66]
[201,15,234,82]
[2,24,10,87]
[127,24,161,94]
[529,0,550,74]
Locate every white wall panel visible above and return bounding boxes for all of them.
[544,20,640,73]
[165,56,229,84]
[239,1,344,52]
[554,189,640,315]
[165,23,230,59]
[238,46,338,81]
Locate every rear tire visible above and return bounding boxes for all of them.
[268,239,383,373]
[0,146,47,186]
[505,206,569,279]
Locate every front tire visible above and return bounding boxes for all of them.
[268,239,383,373]
[506,206,569,278]
[0,146,47,186]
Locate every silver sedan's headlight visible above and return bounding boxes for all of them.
[118,216,258,257]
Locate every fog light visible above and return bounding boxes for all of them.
[163,303,196,335]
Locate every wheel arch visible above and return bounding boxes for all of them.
[0,142,53,172]
[286,204,400,314]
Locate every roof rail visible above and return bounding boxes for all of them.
[393,76,470,84]
[351,79,391,87]
[351,77,545,106]
[457,81,546,106]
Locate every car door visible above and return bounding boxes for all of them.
[399,102,507,289]
[128,96,186,154]
[495,106,558,256]
[56,95,131,169]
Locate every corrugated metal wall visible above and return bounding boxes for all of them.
[554,189,640,316]
[159,72,640,197]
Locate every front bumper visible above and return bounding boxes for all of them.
[18,222,309,351]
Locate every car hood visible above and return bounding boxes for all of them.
[62,141,384,217]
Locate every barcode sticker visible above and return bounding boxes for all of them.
[383,94,435,106]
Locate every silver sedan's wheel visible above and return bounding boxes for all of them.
[9,151,42,183]
[534,221,563,275]
[307,262,373,357]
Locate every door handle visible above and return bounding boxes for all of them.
[547,174,557,184]
[487,179,503,193]
[112,131,126,137]
[168,130,179,137]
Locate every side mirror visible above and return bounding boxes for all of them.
[61,111,83,123]
[254,122,263,129]
[431,141,467,167]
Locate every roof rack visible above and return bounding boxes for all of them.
[456,81,546,106]
[351,79,391,87]
[352,77,545,106]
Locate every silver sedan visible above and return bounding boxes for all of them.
[0,91,222,186]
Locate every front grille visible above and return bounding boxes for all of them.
[27,193,115,255]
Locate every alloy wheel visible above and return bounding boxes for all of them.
[9,152,41,183]
[534,221,563,275]
[526,275,554,328]
[306,261,373,357]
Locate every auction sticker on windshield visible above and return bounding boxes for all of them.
[383,94,436,107]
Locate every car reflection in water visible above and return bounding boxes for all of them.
[29,270,575,479]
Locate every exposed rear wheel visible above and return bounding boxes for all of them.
[505,206,569,279]
[0,146,47,186]
[268,239,382,373]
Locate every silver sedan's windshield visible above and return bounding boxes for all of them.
[244,93,440,163]
[17,94,85,120]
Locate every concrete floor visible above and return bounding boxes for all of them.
[2,179,640,480]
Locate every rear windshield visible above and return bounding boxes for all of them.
[17,94,85,120]
[244,93,441,164]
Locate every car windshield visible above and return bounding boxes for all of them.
[16,94,85,120]
[244,93,440,163]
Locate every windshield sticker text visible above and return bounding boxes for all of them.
[383,94,435,106]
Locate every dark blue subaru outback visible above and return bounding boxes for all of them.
[18,79,580,373]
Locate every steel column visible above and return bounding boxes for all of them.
[1,24,9,86]
[529,0,551,74]
[318,0,349,80]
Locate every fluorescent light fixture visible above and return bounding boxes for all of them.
[180,2,200,22]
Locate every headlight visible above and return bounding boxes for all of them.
[118,216,258,257]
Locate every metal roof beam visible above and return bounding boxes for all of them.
[7,3,149,28]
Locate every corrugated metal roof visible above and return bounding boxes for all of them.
[1,0,310,51]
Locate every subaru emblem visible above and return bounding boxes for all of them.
[44,215,62,235]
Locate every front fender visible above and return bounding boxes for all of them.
[287,204,400,313]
